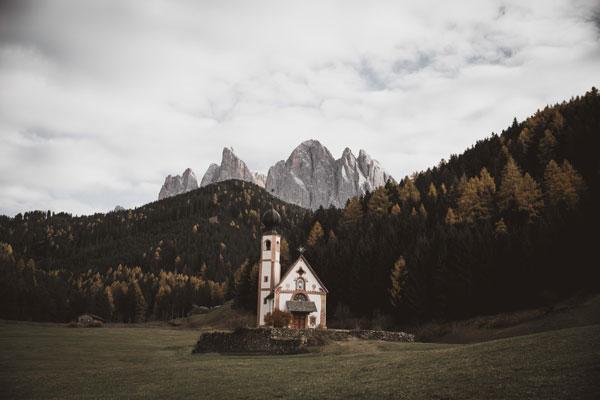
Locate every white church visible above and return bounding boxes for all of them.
[257,207,328,329]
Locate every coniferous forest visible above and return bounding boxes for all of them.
[1,88,599,325]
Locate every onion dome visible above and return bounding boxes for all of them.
[262,206,281,232]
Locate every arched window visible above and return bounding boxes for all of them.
[277,240,280,252]
[293,293,308,301]
[296,278,305,291]
[265,240,271,251]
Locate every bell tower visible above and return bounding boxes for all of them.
[257,205,282,326]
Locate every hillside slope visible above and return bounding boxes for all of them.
[416,293,600,343]
[0,180,309,279]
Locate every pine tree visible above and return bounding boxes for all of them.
[498,157,542,220]
[398,177,421,205]
[389,257,406,307]
[457,175,480,223]
[440,183,448,195]
[538,129,557,167]
[517,127,533,153]
[280,238,290,266]
[153,284,171,320]
[458,167,496,223]
[551,110,564,131]
[418,204,428,219]
[428,183,438,200]
[367,187,391,215]
[517,173,544,220]
[342,197,364,224]
[131,281,147,323]
[445,208,458,225]
[93,286,114,321]
[306,221,324,247]
[494,218,508,235]
[328,229,337,242]
[561,160,586,196]
[543,159,585,211]
[477,167,496,211]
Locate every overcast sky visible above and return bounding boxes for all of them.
[1,0,599,216]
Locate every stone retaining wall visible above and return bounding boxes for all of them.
[193,327,414,355]
[193,328,306,354]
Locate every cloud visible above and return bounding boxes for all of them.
[1,0,599,216]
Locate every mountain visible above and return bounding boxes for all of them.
[161,140,393,209]
[158,148,265,200]
[266,140,393,209]
[252,172,267,188]
[158,168,198,200]
[199,147,264,189]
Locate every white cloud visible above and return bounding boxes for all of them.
[1,0,599,215]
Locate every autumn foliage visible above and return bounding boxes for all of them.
[264,309,292,328]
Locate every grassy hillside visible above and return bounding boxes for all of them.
[1,321,598,399]
[414,293,600,343]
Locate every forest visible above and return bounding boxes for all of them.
[0,87,599,325]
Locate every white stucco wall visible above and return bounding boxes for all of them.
[257,233,281,326]
[276,257,327,328]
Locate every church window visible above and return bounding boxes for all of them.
[293,293,308,301]
[277,240,280,251]
[265,240,271,251]
[310,316,316,326]
[296,278,305,290]
[264,276,268,283]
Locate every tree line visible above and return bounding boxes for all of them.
[294,88,599,322]
[0,243,226,322]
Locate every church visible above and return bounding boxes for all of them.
[257,207,328,329]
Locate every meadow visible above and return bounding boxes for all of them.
[1,320,598,399]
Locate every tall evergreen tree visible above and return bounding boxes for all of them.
[342,197,364,224]
[389,257,406,307]
[367,187,391,215]
[306,221,325,247]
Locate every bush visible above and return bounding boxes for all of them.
[264,309,292,328]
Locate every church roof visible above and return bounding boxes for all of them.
[286,300,317,313]
[278,254,329,293]
[261,206,281,233]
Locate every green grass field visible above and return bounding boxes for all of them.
[0,321,598,400]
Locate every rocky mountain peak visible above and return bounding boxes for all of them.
[200,147,264,188]
[158,142,392,208]
[266,141,393,210]
[158,167,199,200]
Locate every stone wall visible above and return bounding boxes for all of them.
[193,328,307,355]
[193,327,414,355]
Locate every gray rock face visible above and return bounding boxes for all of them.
[200,163,219,187]
[266,140,337,209]
[158,168,198,200]
[252,172,267,188]
[266,140,393,209]
[158,142,392,208]
[199,147,260,188]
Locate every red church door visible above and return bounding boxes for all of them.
[291,314,306,329]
